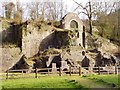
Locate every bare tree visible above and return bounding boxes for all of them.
[58,0,67,20]
[14,1,24,22]
[4,2,15,19]
[45,1,58,21]
[73,0,117,35]
[27,1,41,20]
[73,0,94,35]
[45,0,67,21]
[26,0,67,22]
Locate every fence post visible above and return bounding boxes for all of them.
[35,68,38,78]
[59,67,62,76]
[98,66,100,75]
[6,70,9,79]
[22,70,24,78]
[69,66,72,76]
[79,66,81,76]
[115,64,118,75]
[48,68,49,76]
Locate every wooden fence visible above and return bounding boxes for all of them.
[4,66,119,79]
[83,66,119,75]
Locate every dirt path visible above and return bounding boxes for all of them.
[67,76,113,89]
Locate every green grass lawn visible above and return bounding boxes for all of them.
[2,75,86,89]
[1,74,119,89]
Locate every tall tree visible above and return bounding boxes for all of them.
[5,2,15,19]
[94,1,118,39]
[14,1,24,22]
[45,0,67,21]
[73,0,94,35]
[27,0,41,20]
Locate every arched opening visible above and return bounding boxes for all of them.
[81,56,90,67]
[70,20,78,29]
[49,55,61,68]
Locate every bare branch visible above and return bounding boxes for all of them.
[109,2,116,15]
[73,0,89,16]
[73,6,80,11]
[78,11,89,16]
[73,0,93,35]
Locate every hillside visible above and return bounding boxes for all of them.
[1,14,120,72]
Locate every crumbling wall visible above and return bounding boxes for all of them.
[53,31,70,48]
[1,20,22,47]
[86,33,118,54]
[1,47,22,72]
[61,12,84,47]
[22,23,54,58]
[61,12,83,30]
[0,20,2,47]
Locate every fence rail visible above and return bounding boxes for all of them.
[4,66,119,79]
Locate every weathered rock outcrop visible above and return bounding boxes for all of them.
[1,47,23,72]
[61,12,84,47]
[22,23,54,58]
[86,33,118,54]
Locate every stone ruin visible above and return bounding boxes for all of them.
[1,12,119,73]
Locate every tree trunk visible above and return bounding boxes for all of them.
[89,1,92,35]
[89,18,92,35]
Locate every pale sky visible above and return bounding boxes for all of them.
[0,0,119,19]
[0,0,89,19]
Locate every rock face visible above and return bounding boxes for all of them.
[0,20,2,45]
[21,12,86,58]
[1,47,23,72]
[0,48,2,72]
[86,33,118,53]
[22,23,54,58]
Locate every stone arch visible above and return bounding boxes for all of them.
[61,12,83,30]
[60,12,84,47]
[70,20,78,29]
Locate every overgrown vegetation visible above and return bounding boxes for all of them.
[93,9,120,46]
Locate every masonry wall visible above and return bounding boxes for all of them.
[1,47,22,72]
[61,12,84,47]
[22,24,54,58]
[0,20,2,46]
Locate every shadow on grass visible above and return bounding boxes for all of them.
[87,77,118,89]
[65,79,89,90]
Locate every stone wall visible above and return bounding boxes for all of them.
[0,20,2,46]
[61,12,83,30]
[1,47,22,72]
[61,12,84,47]
[22,24,54,58]
[0,48,2,72]
[1,19,22,48]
